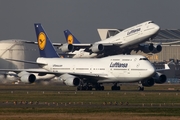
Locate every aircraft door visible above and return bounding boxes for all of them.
[72,65,75,73]
[123,65,130,80]
[109,67,124,80]
[134,58,141,77]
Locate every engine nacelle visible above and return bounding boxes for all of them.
[141,43,154,53]
[141,78,154,87]
[90,44,104,53]
[20,74,36,83]
[153,72,167,84]
[151,44,162,53]
[59,44,74,52]
[59,74,80,87]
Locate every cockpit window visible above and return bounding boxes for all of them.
[148,21,154,24]
[139,58,149,60]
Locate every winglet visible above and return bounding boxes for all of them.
[164,64,170,70]
[64,30,81,44]
[164,60,174,70]
[156,62,171,72]
[34,23,59,58]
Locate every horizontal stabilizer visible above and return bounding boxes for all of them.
[25,41,63,47]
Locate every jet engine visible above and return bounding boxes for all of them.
[141,43,154,53]
[90,44,104,53]
[151,44,162,53]
[59,44,74,52]
[153,72,167,84]
[59,74,80,87]
[141,78,154,87]
[20,73,36,83]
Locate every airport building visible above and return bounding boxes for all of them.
[0,39,39,69]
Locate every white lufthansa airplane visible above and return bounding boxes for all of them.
[2,23,168,91]
[60,20,160,58]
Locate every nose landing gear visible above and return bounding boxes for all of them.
[138,81,144,91]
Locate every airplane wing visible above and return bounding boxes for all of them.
[73,43,114,47]
[72,43,115,52]
[25,40,114,49]
[0,68,49,74]
[0,68,108,80]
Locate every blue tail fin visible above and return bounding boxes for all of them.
[34,23,59,58]
[64,30,81,44]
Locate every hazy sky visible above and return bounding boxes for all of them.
[0,0,180,43]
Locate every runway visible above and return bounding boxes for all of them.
[0,83,180,91]
[0,83,180,119]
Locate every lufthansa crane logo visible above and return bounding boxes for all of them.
[67,34,73,44]
[38,32,46,50]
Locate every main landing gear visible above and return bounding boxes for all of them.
[77,85,92,91]
[77,83,104,91]
[95,84,104,90]
[111,83,120,90]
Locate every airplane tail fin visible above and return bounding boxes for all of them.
[34,23,59,58]
[64,30,81,44]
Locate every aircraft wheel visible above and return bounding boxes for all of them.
[77,86,82,91]
[111,86,115,90]
[111,86,114,90]
[117,86,120,90]
[101,86,104,90]
[88,86,92,90]
[111,86,120,90]
[84,86,89,90]
[95,86,102,91]
[138,86,144,91]
[95,87,99,91]
[77,87,80,91]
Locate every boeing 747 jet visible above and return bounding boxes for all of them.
[62,21,160,57]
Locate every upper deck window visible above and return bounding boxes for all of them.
[148,21,154,24]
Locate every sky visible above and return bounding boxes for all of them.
[0,0,180,43]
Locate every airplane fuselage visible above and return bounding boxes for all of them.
[37,55,155,83]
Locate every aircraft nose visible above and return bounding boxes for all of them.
[153,24,160,32]
[148,64,156,77]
